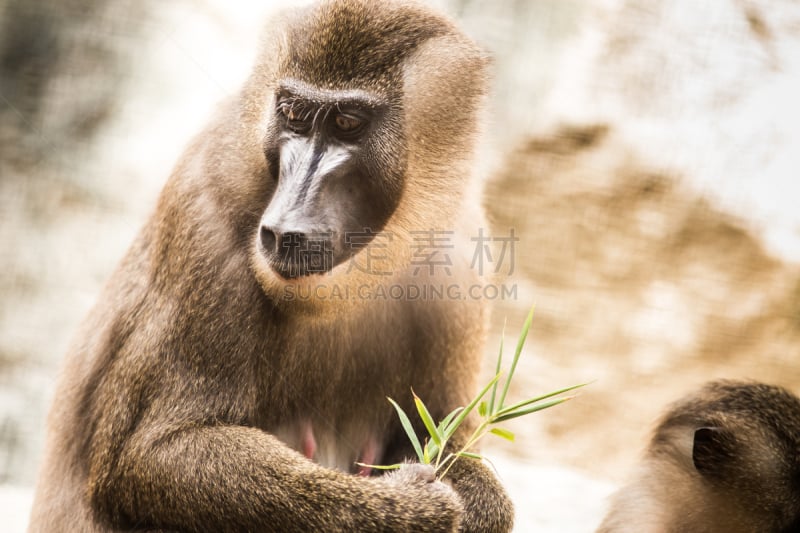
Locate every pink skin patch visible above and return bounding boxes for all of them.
[301,421,316,460]
[298,421,380,476]
[357,435,379,477]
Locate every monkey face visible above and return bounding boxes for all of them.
[245,0,488,292]
[257,80,405,280]
[628,381,800,533]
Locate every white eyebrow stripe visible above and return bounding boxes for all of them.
[316,144,350,176]
[279,137,351,180]
[272,138,352,216]
[302,144,351,201]
[279,137,310,180]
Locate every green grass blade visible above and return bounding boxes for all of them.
[489,427,515,442]
[456,451,483,460]
[498,305,535,409]
[488,318,507,415]
[427,440,440,462]
[413,391,442,447]
[493,383,588,420]
[478,401,487,417]
[493,396,574,423]
[438,407,464,434]
[355,462,402,471]
[387,397,424,462]
[444,372,502,440]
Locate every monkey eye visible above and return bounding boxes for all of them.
[333,113,365,136]
[277,102,312,134]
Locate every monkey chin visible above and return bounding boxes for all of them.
[250,243,407,319]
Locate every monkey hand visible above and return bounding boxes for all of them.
[375,463,464,533]
[442,457,515,533]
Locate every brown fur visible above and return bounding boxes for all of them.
[597,380,800,533]
[28,1,513,532]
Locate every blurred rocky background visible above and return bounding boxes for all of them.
[2,0,800,531]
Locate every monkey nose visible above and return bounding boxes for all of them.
[260,226,307,255]
[259,226,314,279]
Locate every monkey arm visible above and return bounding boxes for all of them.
[88,422,462,533]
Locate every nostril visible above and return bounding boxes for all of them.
[260,226,277,253]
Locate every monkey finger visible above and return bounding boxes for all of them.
[385,462,437,484]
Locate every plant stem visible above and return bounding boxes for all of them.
[435,419,492,479]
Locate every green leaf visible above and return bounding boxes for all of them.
[494,383,588,420]
[489,318,506,415]
[387,397,425,462]
[355,462,402,470]
[498,305,535,410]
[489,427,515,442]
[444,372,502,440]
[413,391,442,447]
[438,407,464,434]
[456,451,483,460]
[478,401,487,417]
[427,440,440,462]
[493,396,574,423]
